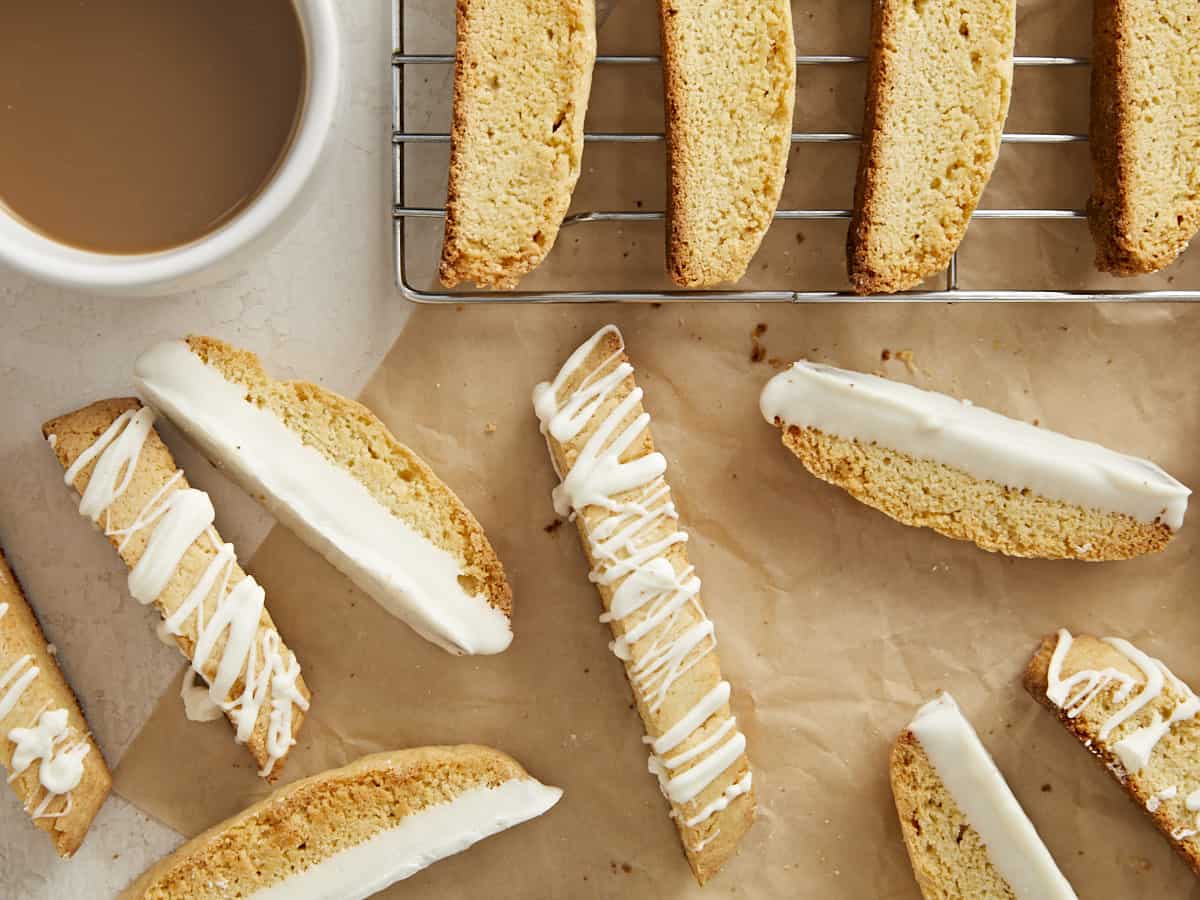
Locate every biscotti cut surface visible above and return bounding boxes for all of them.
[135,336,513,656]
[892,694,1076,899]
[43,399,309,779]
[534,325,754,885]
[1089,1,1200,275]
[0,547,111,857]
[760,361,1189,560]
[438,0,596,288]
[121,745,562,900]
[661,0,795,287]
[848,0,1015,294]
[1025,631,1200,878]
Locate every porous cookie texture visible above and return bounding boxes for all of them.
[892,734,1021,898]
[136,336,512,656]
[44,399,309,779]
[1088,0,1200,275]
[535,326,754,884]
[439,0,596,288]
[1025,631,1200,878]
[120,745,563,899]
[0,549,111,857]
[848,0,1015,294]
[661,0,795,287]
[780,425,1174,560]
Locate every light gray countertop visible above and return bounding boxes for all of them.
[0,1,411,894]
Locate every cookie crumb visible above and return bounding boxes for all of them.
[484,422,497,434]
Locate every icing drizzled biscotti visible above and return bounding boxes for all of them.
[44,399,309,779]
[1025,630,1200,877]
[534,325,753,884]
[134,336,513,656]
[892,693,1076,899]
[761,360,1190,560]
[120,745,562,899]
[0,547,110,857]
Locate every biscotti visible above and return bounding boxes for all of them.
[534,325,753,884]
[0,547,110,857]
[120,745,562,899]
[760,360,1190,560]
[660,0,795,287]
[848,0,1015,294]
[892,693,1076,899]
[1025,630,1200,876]
[1088,1,1200,274]
[134,336,513,656]
[438,0,596,288]
[44,399,309,779]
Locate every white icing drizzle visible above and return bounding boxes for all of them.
[760,360,1191,529]
[1047,629,1200,841]
[534,325,749,841]
[0,603,84,817]
[134,340,512,657]
[908,694,1077,899]
[63,406,307,777]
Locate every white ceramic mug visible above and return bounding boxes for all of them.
[0,0,342,297]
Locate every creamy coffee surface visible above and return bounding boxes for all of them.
[0,0,306,254]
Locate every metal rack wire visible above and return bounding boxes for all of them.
[391,2,1199,303]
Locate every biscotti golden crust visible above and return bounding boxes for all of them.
[1088,0,1200,275]
[660,0,795,287]
[1024,633,1200,877]
[891,732,1016,899]
[43,399,309,780]
[180,335,512,622]
[777,424,1173,560]
[120,745,556,899]
[439,0,596,288]
[0,548,111,857]
[848,0,1015,294]
[536,327,753,884]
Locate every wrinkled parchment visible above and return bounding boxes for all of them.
[113,1,1200,897]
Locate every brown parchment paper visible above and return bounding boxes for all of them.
[116,302,1200,899]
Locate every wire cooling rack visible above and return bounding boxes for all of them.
[391,2,1200,303]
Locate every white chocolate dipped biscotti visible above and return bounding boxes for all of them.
[660,0,795,287]
[438,0,596,288]
[892,693,1076,899]
[0,547,111,857]
[134,336,513,656]
[44,400,309,779]
[761,360,1190,560]
[120,745,562,899]
[534,325,753,885]
[848,0,1015,294]
[1025,630,1200,877]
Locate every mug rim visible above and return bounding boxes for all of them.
[0,0,341,294]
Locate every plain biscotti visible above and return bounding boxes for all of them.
[761,360,1190,560]
[0,547,111,857]
[438,0,596,288]
[134,335,513,656]
[892,693,1076,899]
[1088,1,1200,275]
[848,0,1015,294]
[534,325,754,884]
[120,745,563,899]
[660,0,795,287]
[1025,631,1200,877]
[44,399,309,779]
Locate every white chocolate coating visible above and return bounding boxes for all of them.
[135,340,511,656]
[248,778,562,900]
[761,360,1190,529]
[908,693,1076,899]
